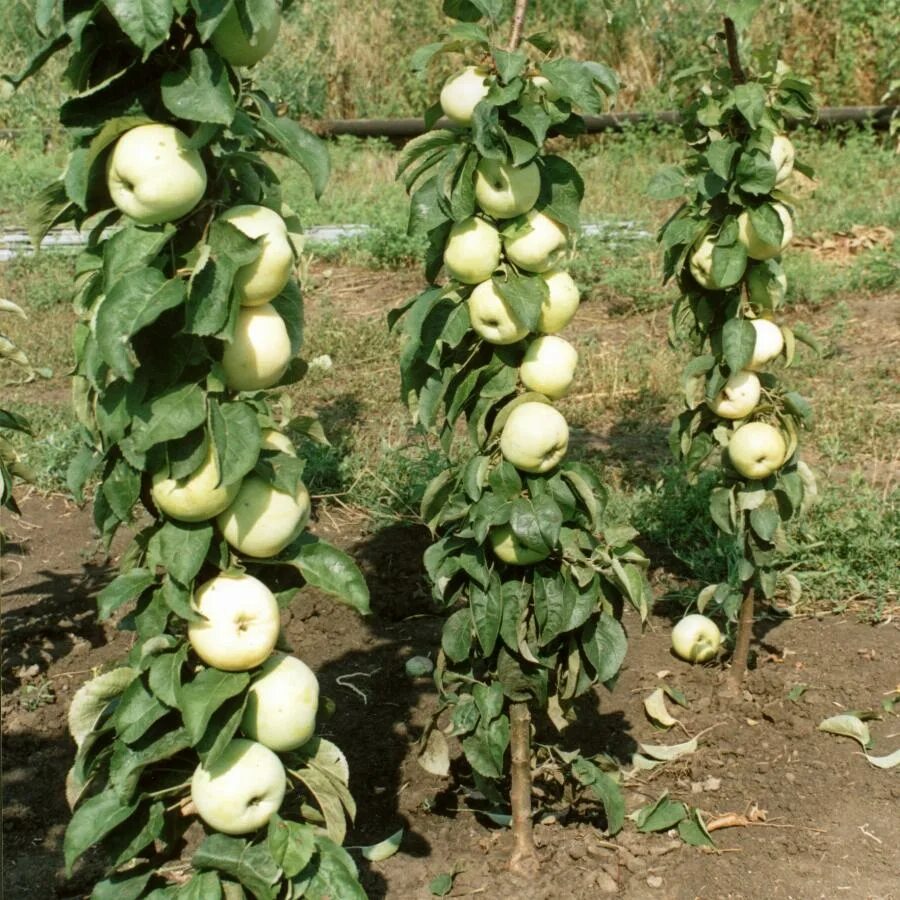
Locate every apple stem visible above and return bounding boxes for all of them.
[508,0,530,52]
[508,700,539,873]
[723,18,747,86]
[727,583,755,688]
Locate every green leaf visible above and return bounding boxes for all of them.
[442,607,473,662]
[268,815,315,879]
[430,872,456,896]
[634,793,688,833]
[733,82,767,129]
[123,383,207,459]
[492,270,545,332]
[303,836,366,900]
[581,614,627,684]
[462,714,509,778]
[492,48,527,83]
[64,788,140,873]
[209,399,261,486]
[161,48,235,125]
[278,533,371,614]
[748,203,784,249]
[646,165,686,201]
[113,676,169,744]
[102,223,177,292]
[68,667,138,747]
[148,646,187,707]
[97,568,156,620]
[470,579,503,657]
[108,724,192,802]
[106,799,166,867]
[255,103,329,199]
[678,808,715,847]
[735,150,777,195]
[540,59,605,114]
[537,155,584,232]
[193,833,281,900]
[89,868,157,900]
[101,456,141,523]
[102,0,173,57]
[191,0,232,40]
[710,240,748,289]
[180,668,250,745]
[147,520,213,585]
[572,757,625,834]
[270,278,304,355]
[721,317,756,373]
[749,505,780,542]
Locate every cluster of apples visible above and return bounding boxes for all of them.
[687,134,797,481]
[99,6,324,839]
[439,67,583,564]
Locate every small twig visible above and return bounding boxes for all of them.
[508,0,529,52]
[335,669,381,704]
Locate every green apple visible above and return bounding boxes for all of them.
[151,443,240,522]
[687,234,746,289]
[474,159,541,220]
[770,134,795,185]
[106,123,207,225]
[241,652,318,751]
[439,66,491,126]
[210,0,281,67]
[707,370,761,420]
[217,474,311,558]
[191,738,286,834]
[519,335,578,399]
[467,279,528,345]
[746,260,787,311]
[728,421,787,479]
[188,573,281,671]
[737,203,793,260]
[260,428,296,455]
[528,74,561,102]
[671,613,722,663]
[504,210,568,273]
[537,270,580,333]
[489,524,549,566]
[219,205,294,307]
[221,303,292,392]
[748,319,784,370]
[444,217,502,284]
[500,401,569,473]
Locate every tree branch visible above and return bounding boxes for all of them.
[723,17,746,86]
[508,701,539,873]
[726,584,755,692]
[508,0,529,52]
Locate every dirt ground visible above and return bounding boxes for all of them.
[2,262,898,899]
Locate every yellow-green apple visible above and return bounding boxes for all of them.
[439,66,491,126]
[260,428,296,455]
[770,134,795,185]
[151,444,240,522]
[748,319,784,370]
[191,738,285,834]
[489,524,550,565]
[474,159,541,219]
[210,0,281,67]
[500,401,569,473]
[707,370,761,419]
[106,123,207,225]
[519,335,578,399]
[504,209,568,272]
[671,613,722,663]
[443,217,501,284]
[737,203,793,260]
[188,573,280,671]
[747,261,787,311]
[221,303,292,391]
[467,279,528,344]
[241,652,318,751]
[537,269,580,333]
[728,421,787,479]
[217,474,311,558]
[218,205,293,306]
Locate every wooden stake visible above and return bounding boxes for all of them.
[508,701,539,873]
[726,584,755,691]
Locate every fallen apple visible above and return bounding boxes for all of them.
[191,738,286,834]
[519,335,578,399]
[221,303,292,392]
[219,205,294,307]
[467,279,528,345]
[210,0,281,67]
[671,613,722,663]
[747,318,785,370]
[499,401,569,473]
[707,370,761,420]
[106,123,207,225]
[728,421,787,479]
[537,269,580,333]
[504,210,568,273]
[444,217,502,284]
[737,203,793,260]
[439,66,491,126]
[217,474,311,558]
[151,443,240,522]
[241,652,319,751]
[474,158,541,220]
[188,572,281,671]
[489,524,550,565]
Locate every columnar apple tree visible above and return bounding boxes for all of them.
[393,0,650,870]
[13,1,370,895]
[650,14,818,687]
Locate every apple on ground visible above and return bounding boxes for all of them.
[221,303,292,392]
[707,370,761,420]
[770,134,795,185]
[439,66,492,126]
[474,159,541,220]
[467,279,528,345]
[191,738,286,834]
[671,613,722,663]
[188,572,281,671]
[219,205,294,307]
[151,443,240,522]
[500,401,569,473]
[519,335,578,399]
[443,217,501,284]
[748,319,785,370]
[737,203,793,260]
[106,123,207,225]
[211,0,281,67]
[537,270,580,333]
[503,210,569,273]
[217,474,311,558]
[746,260,787,311]
[489,524,550,565]
[241,652,319,751]
[728,421,787,479]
